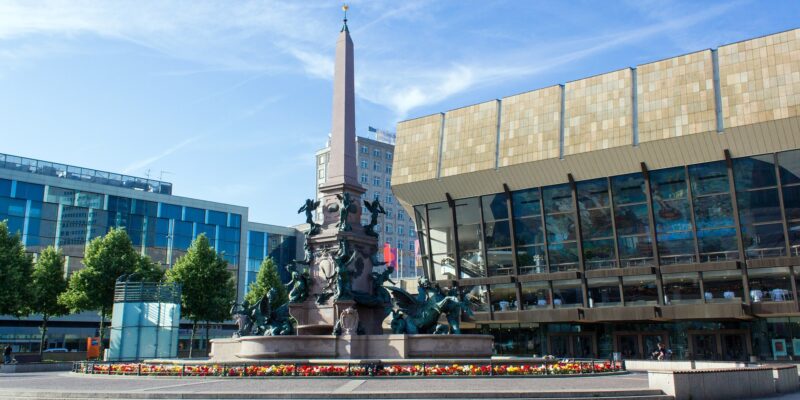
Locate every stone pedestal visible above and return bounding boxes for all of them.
[289,299,334,335]
[209,334,494,361]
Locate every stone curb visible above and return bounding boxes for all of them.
[0,389,668,399]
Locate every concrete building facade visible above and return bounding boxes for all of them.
[316,132,422,278]
[392,29,800,360]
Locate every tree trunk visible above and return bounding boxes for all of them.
[189,321,197,358]
[205,322,210,357]
[39,314,49,357]
[98,308,106,358]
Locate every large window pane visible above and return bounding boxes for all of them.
[615,204,651,236]
[612,173,646,205]
[782,185,800,220]
[454,197,480,225]
[552,279,583,308]
[484,220,511,248]
[514,216,544,245]
[481,193,508,221]
[653,199,691,232]
[463,285,490,313]
[428,201,454,260]
[778,150,800,185]
[14,182,44,201]
[618,235,654,267]
[583,238,616,269]
[622,275,658,305]
[588,278,621,307]
[512,188,541,218]
[650,167,688,200]
[742,222,786,258]
[548,242,579,271]
[543,184,573,213]
[457,223,482,252]
[581,208,613,239]
[45,187,75,205]
[577,179,610,209]
[734,155,777,189]
[693,194,734,229]
[160,203,182,220]
[432,254,457,280]
[487,249,514,276]
[697,228,739,261]
[663,273,701,304]
[516,245,547,275]
[737,188,782,224]
[75,191,103,209]
[689,161,730,195]
[490,283,518,311]
[749,267,793,302]
[702,270,743,302]
[546,213,576,242]
[657,231,695,265]
[521,281,550,309]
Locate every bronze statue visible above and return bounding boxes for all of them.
[362,198,385,237]
[286,263,309,303]
[298,199,321,235]
[333,239,358,300]
[386,277,472,334]
[294,236,314,265]
[230,300,254,337]
[335,193,353,232]
[263,288,295,336]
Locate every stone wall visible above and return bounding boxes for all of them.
[393,29,800,188]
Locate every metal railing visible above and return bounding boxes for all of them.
[0,152,172,195]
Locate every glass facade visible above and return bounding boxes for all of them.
[0,178,243,273]
[244,229,298,295]
[413,149,800,360]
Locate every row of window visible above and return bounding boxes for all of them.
[415,149,800,280]
[463,267,795,313]
[0,179,242,228]
[358,160,393,174]
[359,145,393,161]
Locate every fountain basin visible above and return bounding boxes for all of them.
[209,334,493,361]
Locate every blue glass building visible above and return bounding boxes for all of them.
[0,152,301,353]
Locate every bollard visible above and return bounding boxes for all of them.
[137,363,141,376]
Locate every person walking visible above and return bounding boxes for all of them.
[3,344,12,364]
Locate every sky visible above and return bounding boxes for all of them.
[1,0,798,227]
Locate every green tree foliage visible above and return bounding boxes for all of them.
[0,221,33,317]
[165,234,235,357]
[244,257,287,307]
[59,228,164,353]
[30,246,69,355]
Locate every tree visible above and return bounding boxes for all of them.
[0,220,33,317]
[166,234,235,357]
[59,228,164,355]
[29,246,68,355]
[244,257,287,307]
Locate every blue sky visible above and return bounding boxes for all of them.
[1,0,798,227]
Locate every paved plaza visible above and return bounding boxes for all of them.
[0,370,660,399]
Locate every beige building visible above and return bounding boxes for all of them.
[392,29,800,360]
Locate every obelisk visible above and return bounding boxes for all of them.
[321,11,361,193]
[292,6,384,336]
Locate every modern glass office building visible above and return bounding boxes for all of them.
[0,152,301,352]
[392,29,800,361]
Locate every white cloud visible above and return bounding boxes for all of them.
[0,0,745,120]
[121,135,202,175]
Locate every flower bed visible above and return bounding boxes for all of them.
[75,360,623,377]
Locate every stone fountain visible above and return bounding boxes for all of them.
[209,10,492,362]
